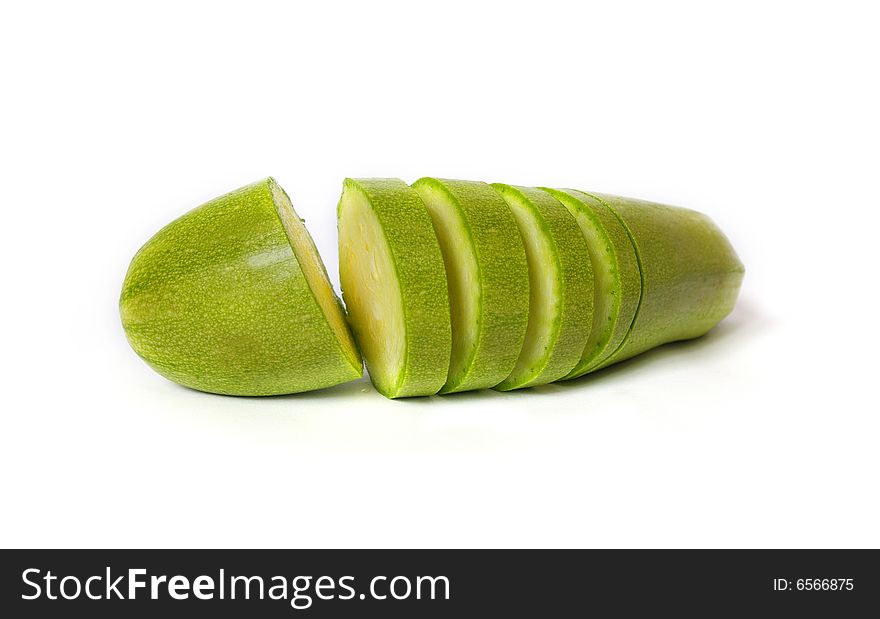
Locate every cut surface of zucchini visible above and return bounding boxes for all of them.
[338,178,451,398]
[412,178,529,393]
[272,181,362,371]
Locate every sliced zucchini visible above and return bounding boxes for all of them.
[412,178,529,393]
[541,188,641,378]
[337,178,451,398]
[491,184,593,390]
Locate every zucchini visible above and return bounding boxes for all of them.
[338,178,451,398]
[120,178,363,395]
[491,184,593,389]
[412,178,529,393]
[543,188,641,377]
[583,192,744,367]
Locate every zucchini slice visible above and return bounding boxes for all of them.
[491,184,593,390]
[542,188,641,378]
[337,178,451,397]
[412,178,529,393]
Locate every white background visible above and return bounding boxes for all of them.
[1,1,877,548]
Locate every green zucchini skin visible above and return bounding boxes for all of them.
[120,179,363,396]
[413,178,530,393]
[338,178,452,398]
[491,184,593,390]
[583,192,745,368]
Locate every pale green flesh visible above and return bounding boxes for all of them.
[337,178,451,398]
[338,185,407,396]
[492,185,591,390]
[413,178,529,393]
[272,181,361,371]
